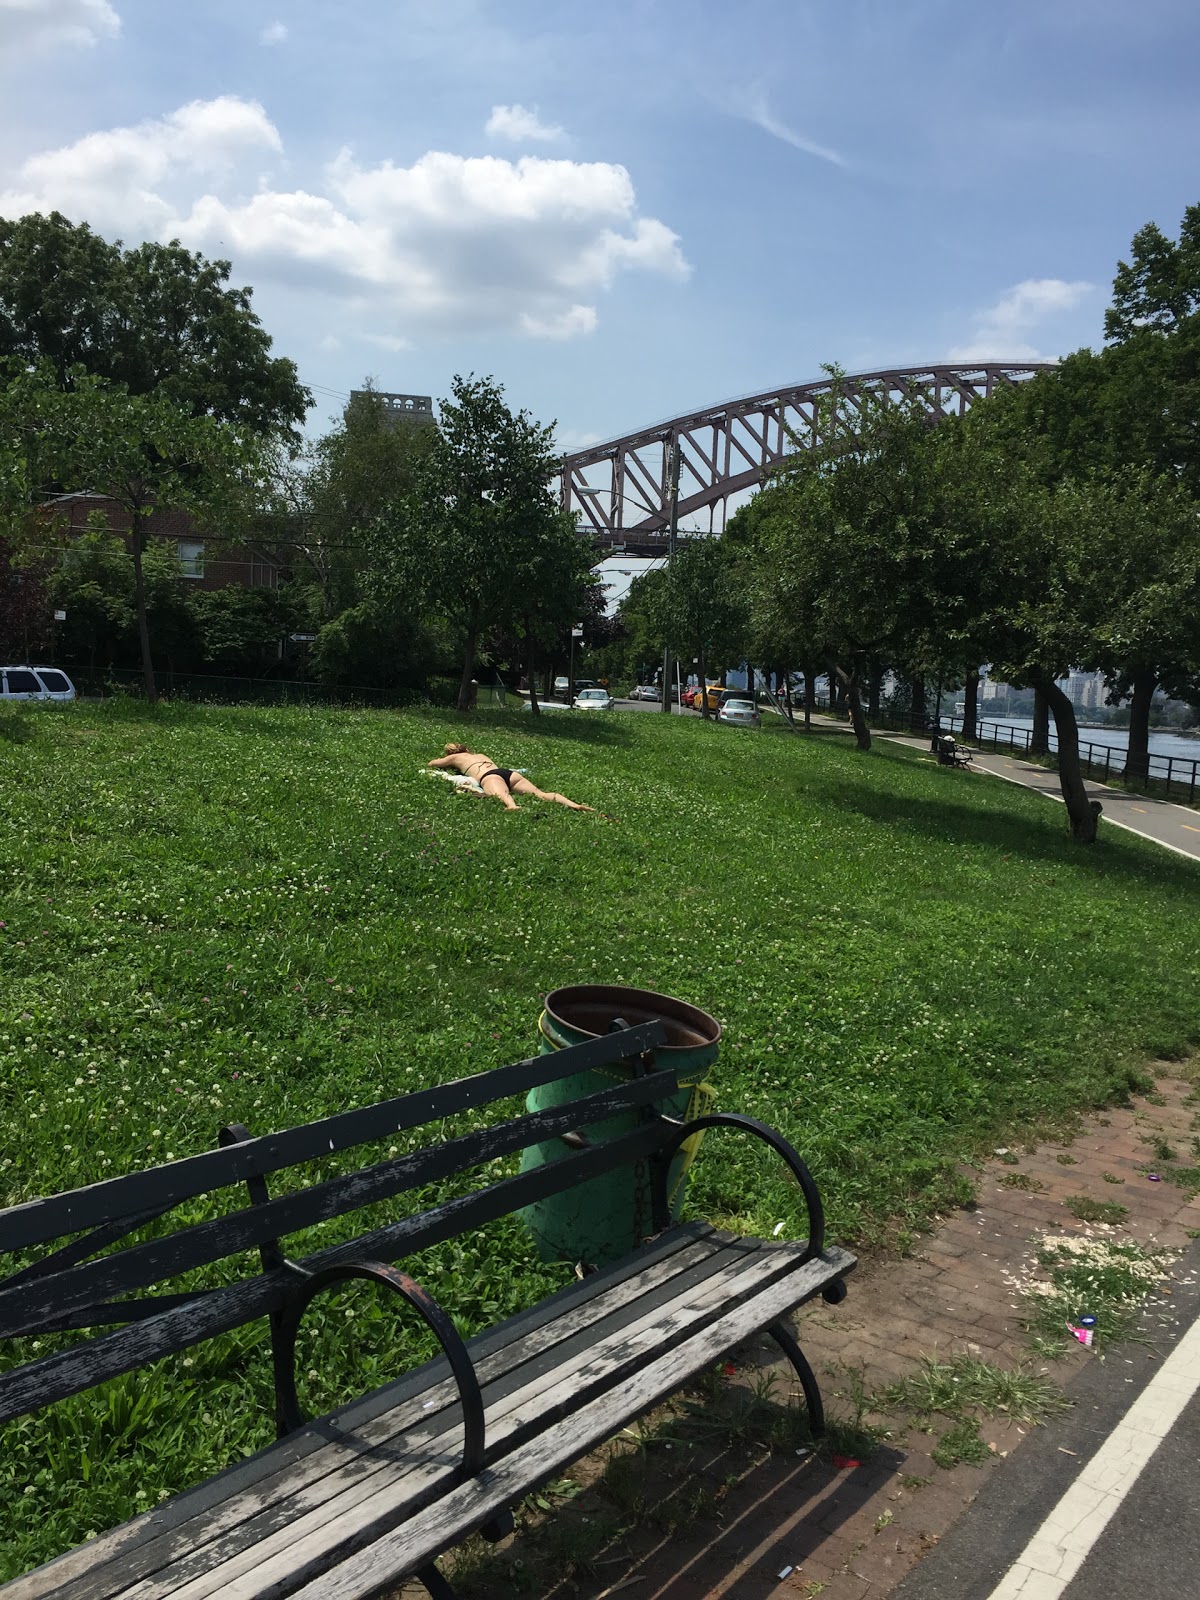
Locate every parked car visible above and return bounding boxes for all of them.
[551,676,597,701]
[717,696,760,728]
[695,684,736,713]
[573,687,615,710]
[0,666,76,702]
[629,683,660,700]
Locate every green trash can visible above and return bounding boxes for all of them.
[519,985,721,1266]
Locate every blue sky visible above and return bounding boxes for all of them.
[2,0,1198,452]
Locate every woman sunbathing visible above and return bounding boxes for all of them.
[428,744,595,813]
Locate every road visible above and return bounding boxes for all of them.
[894,1241,1200,1600]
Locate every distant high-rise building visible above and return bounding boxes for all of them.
[349,391,435,428]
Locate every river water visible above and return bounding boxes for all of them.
[965,714,1200,765]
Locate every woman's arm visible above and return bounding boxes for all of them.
[428,755,455,770]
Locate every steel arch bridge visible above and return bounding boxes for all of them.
[561,362,1056,555]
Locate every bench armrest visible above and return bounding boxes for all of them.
[653,1113,825,1263]
[272,1260,485,1479]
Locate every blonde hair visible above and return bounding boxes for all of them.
[444,742,471,755]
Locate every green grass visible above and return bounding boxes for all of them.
[1065,1195,1129,1225]
[881,1355,1067,1426]
[2,696,1200,1573]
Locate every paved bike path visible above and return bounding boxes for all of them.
[871,728,1200,863]
[892,1240,1200,1600]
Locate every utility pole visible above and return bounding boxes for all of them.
[660,435,681,714]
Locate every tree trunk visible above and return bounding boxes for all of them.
[1122,669,1157,781]
[525,618,540,715]
[457,624,478,712]
[1030,689,1050,755]
[698,644,710,718]
[130,512,158,703]
[910,675,926,733]
[962,672,979,742]
[830,657,871,749]
[1041,675,1101,842]
[782,671,795,725]
[803,667,815,733]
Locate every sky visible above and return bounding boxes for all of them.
[1,0,1198,463]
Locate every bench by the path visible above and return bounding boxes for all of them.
[0,1022,854,1600]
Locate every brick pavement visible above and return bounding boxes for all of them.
[401,1070,1199,1600]
[570,1068,1199,1600]
[726,1069,1199,1600]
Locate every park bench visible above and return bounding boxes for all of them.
[0,1021,855,1600]
[936,735,973,769]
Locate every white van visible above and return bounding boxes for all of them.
[0,666,76,702]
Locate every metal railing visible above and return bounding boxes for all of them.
[939,713,1199,807]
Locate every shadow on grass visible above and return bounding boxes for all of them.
[816,765,1199,889]
[405,702,638,750]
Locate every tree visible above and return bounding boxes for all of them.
[939,423,1160,844]
[266,384,435,621]
[743,378,958,750]
[645,538,746,718]
[0,529,50,662]
[0,213,310,439]
[1105,205,1200,341]
[982,277,1200,780]
[3,365,259,699]
[45,521,135,668]
[190,584,311,677]
[379,375,570,711]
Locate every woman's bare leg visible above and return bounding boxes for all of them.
[481,774,521,810]
[509,775,592,811]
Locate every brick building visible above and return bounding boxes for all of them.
[45,493,281,591]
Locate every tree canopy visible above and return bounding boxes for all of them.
[0,212,310,440]
[374,374,592,711]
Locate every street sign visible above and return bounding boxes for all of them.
[53,610,67,622]
[571,628,583,639]
[289,633,318,643]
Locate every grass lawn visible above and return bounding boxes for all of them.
[2,697,1199,1572]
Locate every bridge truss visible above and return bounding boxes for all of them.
[561,363,1056,555]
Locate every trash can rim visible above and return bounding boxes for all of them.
[541,983,721,1052]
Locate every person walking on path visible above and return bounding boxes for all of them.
[429,744,595,813]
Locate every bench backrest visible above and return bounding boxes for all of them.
[0,1022,673,1424]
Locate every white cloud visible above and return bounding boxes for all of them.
[949,278,1093,361]
[1,97,688,343]
[259,20,287,46]
[730,87,846,168]
[2,96,281,234]
[520,304,596,339]
[485,103,564,143]
[0,0,118,54]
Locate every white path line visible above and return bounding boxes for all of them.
[976,765,1200,863]
[984,1313,1200,1600]
[875,732,1200,860]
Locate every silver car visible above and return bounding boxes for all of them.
[1,666,76,702]
[573,688,615,710]
[717,696,760,727]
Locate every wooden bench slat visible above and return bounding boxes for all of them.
[0,1118,674,1421]
[0,1023,668,1254]
[0,1068,678,1342]
[8,1228,723,1600]
[65,1245,853,1600]
[207,1248,858,1600]
[44,1235,756,1600]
